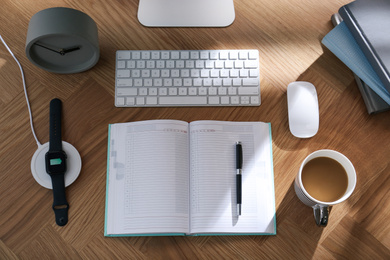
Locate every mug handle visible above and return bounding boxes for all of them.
[313,205,329,227]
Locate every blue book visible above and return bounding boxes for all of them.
[322,21,390,105]
[105,120,276,236]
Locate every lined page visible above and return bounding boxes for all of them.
[106,120,189,235]
[189,121,275,234]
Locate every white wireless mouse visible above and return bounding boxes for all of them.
[287,81,319,138]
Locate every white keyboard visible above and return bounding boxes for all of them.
[115,50,261,107]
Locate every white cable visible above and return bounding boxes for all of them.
[0,35,41,147]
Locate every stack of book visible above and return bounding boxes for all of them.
[322,0,390,114]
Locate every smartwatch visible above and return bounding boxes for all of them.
[45,98,69,226]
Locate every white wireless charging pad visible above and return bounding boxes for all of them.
[31,141,82,189]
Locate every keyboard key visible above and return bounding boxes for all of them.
[209,96,219,104]
[169,88,178,95]
[134,79,142,87]
[244,60,258,69]
[127,60,136,68]
[141,52,150,59]
[151,52,160,59]
[249,50,258,60]
[136,97,145,105]
[209,87,217,95]
[239,70,248,77]
[149,88,158,95]
[188,88,197,95]
[199,88,207,95]
[221,96,230,104]
[181,51,189,59]
[239,51,248,60]
[249,69,259,77]
[117,70,130,78]
[200,51,209,59]
[117,51,130,59]
[218,87,227,95]
[243,78,259,86]
[117,88,137,96]
[178,88,187,95]
[238,87,259,95]
[229,51,238,60]
[161,52,170,59]
[228,87,237,95]
[210,51,219,60]
[171,51,180,59]
[132,52,141,59]
[196,60,204,69]
[241,96,250,104]
[117,97,125,105]
[190,51,199,59]
[251,96,260,104]
[234,60,243,69]
[117,61,126,68]
[131,70,140,77]
[159,96,207,105]
[126,97,135,105]
[191,69,200,77]
[146,97,158,104]
[159,88,168,95]
[231,96,239,104]
[117,79,132,87]
[219,51,229,60]
[139,88,147,96]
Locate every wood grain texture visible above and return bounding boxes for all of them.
[1,0,389,259]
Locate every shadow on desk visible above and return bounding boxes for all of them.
[270,51,390,259]
[269,181,324,258]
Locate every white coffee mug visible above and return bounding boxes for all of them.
[294,149,356,226]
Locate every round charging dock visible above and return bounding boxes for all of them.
[31,141,82,189]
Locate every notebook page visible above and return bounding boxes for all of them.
[189,121,275,234]
[106,120,190,235]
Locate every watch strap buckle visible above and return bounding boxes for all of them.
[53,204,69,226]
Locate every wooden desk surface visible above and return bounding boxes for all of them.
[1,0,389,259]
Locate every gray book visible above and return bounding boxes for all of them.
[353,74,390,114]
[339,0,390,93]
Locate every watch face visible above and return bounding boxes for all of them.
[28,35,99,73]
[46,151,67,175]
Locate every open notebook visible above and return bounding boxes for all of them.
[105,120,276,236]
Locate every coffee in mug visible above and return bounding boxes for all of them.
[301,157,348,202]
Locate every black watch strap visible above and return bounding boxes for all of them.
[49,98,63,151]
[48,98,69,226]
[50,174,69,226]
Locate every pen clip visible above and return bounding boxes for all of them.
[236,141,243,170]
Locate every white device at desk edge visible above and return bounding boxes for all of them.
[138,0,235,27]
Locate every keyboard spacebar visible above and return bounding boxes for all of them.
[159,96,208,105]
